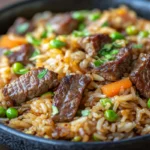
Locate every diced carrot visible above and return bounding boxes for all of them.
[0,35,27,48]
[101,78,132,97]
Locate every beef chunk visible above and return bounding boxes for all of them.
[130,53,150,98]
[2,68,58,104]
[52,74,91,122]
[79,34,111,56]
[8,44,34,65]
[8,17,34,35]
[94,46,132,81]
[49,14,79,35]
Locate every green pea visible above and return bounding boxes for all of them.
[92,133,101,141]
[89,12,101,21]
[104,110,118,122]
[138,31,149,38]
[100,98,112,108]
[126,25,138,35]
[0,106,6,117]
[110,32,124,41]
[6,108,18,119]
[72,30,89,37]
[12,62,24,74]
[50,39,66,48]
[147,99,150,108]
[72,136,82,142]
[72,11,85,21]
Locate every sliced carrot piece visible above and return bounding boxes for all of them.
[0,35,27,48]
[101,78,132,97]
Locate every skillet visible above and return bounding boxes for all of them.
[0,0,150,149]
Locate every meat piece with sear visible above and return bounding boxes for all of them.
[8,17,34,36]
[52,74,91,122]
[49,14,79,35]
[2,68,58,105]
[94,46,132,81]
[79,34,111,57]
[8,44,35,65]
[130,53,150,98]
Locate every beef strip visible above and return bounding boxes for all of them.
[94,46,132,81]
[7,17,34,36]
[52,74,91,122]
[79,34,111,56]
[2,68,58,105]
[8,44,34,65]
[130,53,150,98]
[49,14,79,35]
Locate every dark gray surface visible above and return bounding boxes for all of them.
[0,0,150,150]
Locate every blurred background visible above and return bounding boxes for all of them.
[0,0,22,8]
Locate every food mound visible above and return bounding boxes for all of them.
[0,6,150,142]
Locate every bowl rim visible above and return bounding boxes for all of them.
[0,0,150,146]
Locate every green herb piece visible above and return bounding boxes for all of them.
[16,22,29,34]
[100,98,112,108]
[110,49,119,55]
[94,59,106,67]
[89,12,101,21]
[6,108,18,119]
[52,105,59,116]
[78,23,86,31]
[50,39,66,48]
[31,49,40,58]
[81,109,90,116]
[92,133,101,141]
[101,21,109,27]
[41,30,48,38]
[72,30,89,37]
[26,34,41,46]
[72,10,89,21]
[37,69,48,79]
[3,50,13,56]
[132,44,143,49]
[16,68,29,75]
[104,110,118,122]
[46,24,53,33]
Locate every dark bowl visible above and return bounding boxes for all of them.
[0,0,150,150]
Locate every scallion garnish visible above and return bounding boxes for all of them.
[16,22,29,34]
[132,44,143,49]
[52,105,59,116]
[3,50,13,56]
[81,110,90,116]
[37,69,48,79]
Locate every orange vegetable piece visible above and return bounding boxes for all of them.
[101,78,132,97]
[0,35,27,48]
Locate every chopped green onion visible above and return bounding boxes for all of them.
[94,59,105,67]
[37,69,48,79]
[3,50,13,56]
[31,49,40,58]
[46,24,53,33]
[110,49,119,55]
[132,44,143,49]
[100,98,112,108]
[41,30,48,38]
[26,34,41,46]
[101,21,109,27]
[98,43,113,56]
[50,39,66,48]
[147,99,150,108]
[72,10,88,21]
[72,30,89,37]
[16,68,29,75]
[110,32,124,41]
[72,136,82,142]
[52,105,59,116]
[78,23,86,31]
[81,109,90,116]
[16,22,29,34]
[89,12,101,21]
